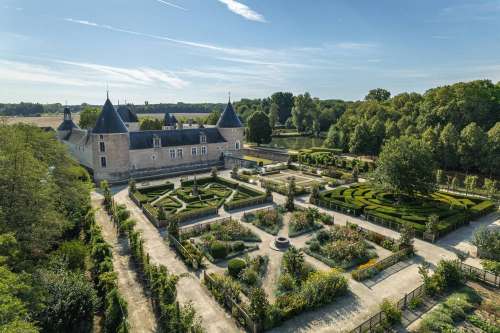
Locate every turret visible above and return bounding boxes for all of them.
[216,96,244,155]
[57,106,78,140]
[91,95,130,183]
[163,112,178,130]
[117,105,139,131]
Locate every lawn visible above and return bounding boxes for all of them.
[317,183,496,234]
[243,155,273,165]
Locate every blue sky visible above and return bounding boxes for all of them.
[1,0,500,104]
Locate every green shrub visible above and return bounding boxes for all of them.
[468,314,500,333]
[380,299,401,325]
[209,241,228,259]
[227,258,247,278]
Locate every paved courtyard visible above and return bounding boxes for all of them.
[107,168,499,333]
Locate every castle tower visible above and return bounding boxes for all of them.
[117,105,139,131]
[57,106,78,140]
[163,112,178,130]
[91,95,130,183]
[216,97,244,156]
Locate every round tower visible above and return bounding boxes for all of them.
[91,95,130,184]
[216,97,244,156]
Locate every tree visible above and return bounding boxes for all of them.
[292,92,318,133]
[211,167,218,179]
[483,178,498,198]
[458,122,487,173]
[205,109,221,125]
[248,287,269,323]
[246,111,272,145]
[438,123,459,170]
[485,122,500,177]
[365,88,391,102]
[349,121,371,154]
[464,175,478,196]
[309,184,320,204]
[268,103,279,128]
[271,92,294,124]
[78,106,100,129]
[426,214,439,234]
[157,207,167,221]
[451,176,461,190]
[374,136,436,197]
[472,226,499,260]
[139,118,162,131]
[282,246,304,279]
[398,222,414,250]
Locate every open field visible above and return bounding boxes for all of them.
[1,112,209,128]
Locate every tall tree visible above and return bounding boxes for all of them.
[374,136,436,197]
[205,109,221,125]
[292,92,318,133]
[438,123,459,170]
[458,122,487,173]
[246,111,272,145]
[269,103,279,129]
[485,122,500,177]
[349,121,371,154]
[365,88,391,102]
[78,106,100,129]
[271,92,294,124]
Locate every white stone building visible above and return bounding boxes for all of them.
[57,95,244,183]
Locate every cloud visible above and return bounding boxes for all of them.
[335,42,376,50]
[155,0,187,11]
[64,18,263,57]
[0,58,189,89]
[217,0,266,22]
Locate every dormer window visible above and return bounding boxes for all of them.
[235,140,241,150]
[200,134,207,143]
[153,136,161,148]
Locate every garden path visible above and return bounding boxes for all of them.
[113,188,242,333]
[91,193,158,333]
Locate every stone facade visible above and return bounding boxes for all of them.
[58,97,244,184]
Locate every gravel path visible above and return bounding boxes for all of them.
[91,193,158,333]
[113,188,242,333]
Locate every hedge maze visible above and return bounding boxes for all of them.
[318,184,495,237]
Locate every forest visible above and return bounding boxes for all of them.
[239,80,500,177]
[0,124,113,332]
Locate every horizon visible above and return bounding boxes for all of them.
[2,0,500,104]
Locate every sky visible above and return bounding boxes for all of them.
[1,0,500,104]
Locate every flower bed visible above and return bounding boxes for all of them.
[304,225,376,269]
[182,218,261,263]
[288,209,324,237]
[242,208,283,235]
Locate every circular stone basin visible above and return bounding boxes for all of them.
[274,236,290,249]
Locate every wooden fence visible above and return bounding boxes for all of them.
[350,263,498,333]
[167,233,199,270]
[203,271,259,333]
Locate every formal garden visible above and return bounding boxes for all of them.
[129,173,271,227]
[242,207,285,235]
[316,183,496,239]
[204,246,349,332]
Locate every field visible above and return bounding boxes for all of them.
[318,183,496,234]
[1,112,209,129]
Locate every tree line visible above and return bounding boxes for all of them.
[0,123,122,332]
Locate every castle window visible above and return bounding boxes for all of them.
[177,148,183,159]
[100,156,107,168]
[169,149,175,159]
[99,135,104,140]
[153,136,161,148]
[235,140,241,150]
[191,147,197,156]
[201,146,207,155]
[200,134,207,143]
[151,154,157,161]
[99,141,106,153]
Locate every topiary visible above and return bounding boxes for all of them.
[228,258,247,278]
[232,241,245,252]
[210,241,228,259]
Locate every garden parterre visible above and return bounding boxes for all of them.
[318,183,496,235]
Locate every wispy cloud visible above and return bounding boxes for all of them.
[218,0,266,22]
[64,18,263,57]
[155,0,187,11]
[0,58,189,89]
[335,42,376,50]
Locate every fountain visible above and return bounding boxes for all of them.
[270,236,290,251]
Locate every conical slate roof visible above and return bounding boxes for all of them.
[216,100,243,128]
[117,105,139,123]
[93,98,128,134]
[57,107,79,131]
[164,112,178,126]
